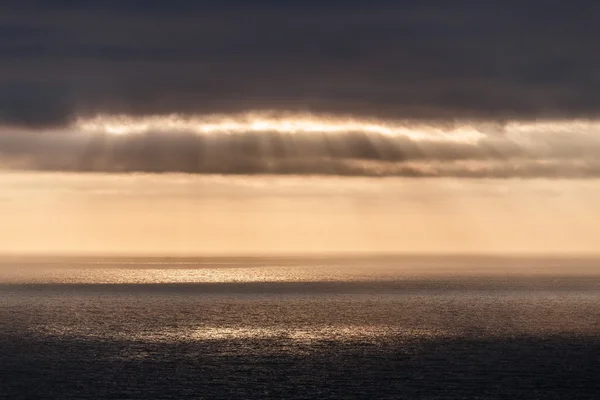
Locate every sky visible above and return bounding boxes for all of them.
[2,173,600,255]
[1,1,600,254]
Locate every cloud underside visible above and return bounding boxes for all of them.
[3,120,600,178]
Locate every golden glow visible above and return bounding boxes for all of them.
[505,120,600,134]
[2,172,600,255]
[72,113,600,152]
[74,112,487,143]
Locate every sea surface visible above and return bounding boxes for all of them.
[1,255,599,399]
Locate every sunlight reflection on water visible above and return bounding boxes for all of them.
[3,255,600,284]
[2,259,600,399]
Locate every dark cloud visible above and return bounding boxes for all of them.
[0,82,74,127]
[2,125,600,178]
[1,0,600,127]
[1,1,600,178]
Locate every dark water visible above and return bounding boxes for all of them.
[1,257,600,399]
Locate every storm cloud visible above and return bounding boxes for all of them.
[1,0,600,126]
[1,1,600,177]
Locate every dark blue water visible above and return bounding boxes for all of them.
[1,258,599,399]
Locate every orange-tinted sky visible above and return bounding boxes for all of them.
[2,172,599,255]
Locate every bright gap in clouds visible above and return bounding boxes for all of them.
[73,112,600,143]
[73,112,489,143]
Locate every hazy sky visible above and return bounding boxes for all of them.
[1,173,599,255]
[1,2,600,255]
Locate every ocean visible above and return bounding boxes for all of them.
[1,255,599,399]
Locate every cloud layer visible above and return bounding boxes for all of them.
[2,1,600,177]
[1,0,600,127]
[2,113,600,178]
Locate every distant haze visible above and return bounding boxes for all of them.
[1,173,599,255]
